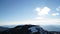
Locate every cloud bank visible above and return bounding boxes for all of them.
[0,19,60,26]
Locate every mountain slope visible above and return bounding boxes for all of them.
[0,26,9,31]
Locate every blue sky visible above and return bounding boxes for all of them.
[0,0,60,25]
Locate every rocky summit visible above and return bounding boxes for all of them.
[0,25,60,34]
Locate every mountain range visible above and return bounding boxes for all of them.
[41,25,60,31]
[0,25,60,34]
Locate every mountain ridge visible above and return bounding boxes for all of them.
[0,25,60,34]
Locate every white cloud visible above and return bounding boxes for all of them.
[35,7,41,12]
[56,6,60,11]
[35,7,51,16]
[52,13,59,16]
[35,7,51,19]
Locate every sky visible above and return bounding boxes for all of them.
[0,0,60,26]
